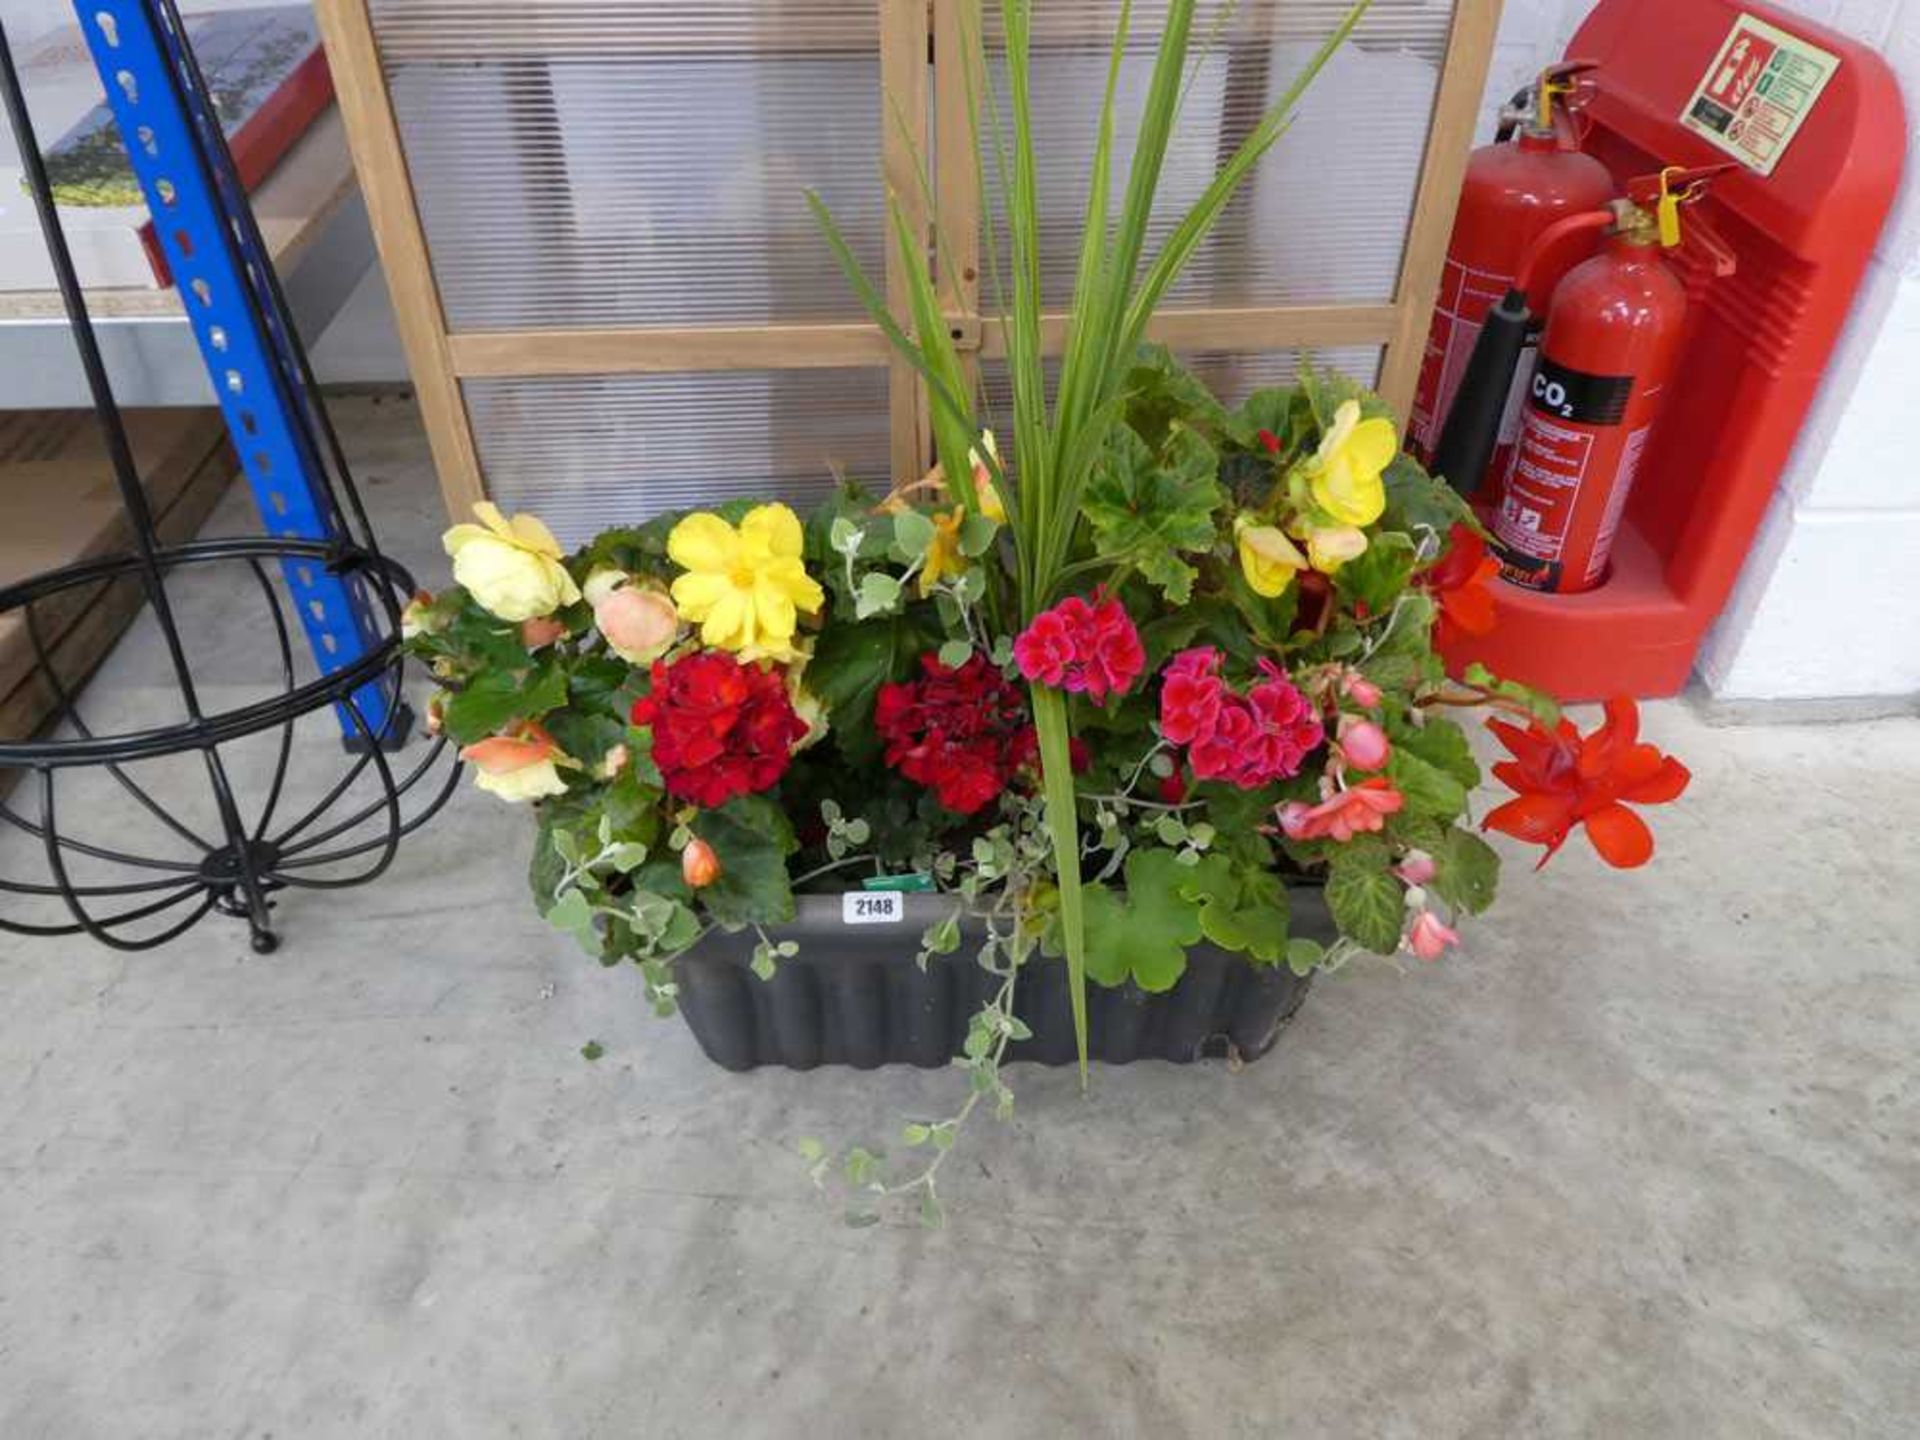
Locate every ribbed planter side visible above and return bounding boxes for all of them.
[671,889,1329,1071]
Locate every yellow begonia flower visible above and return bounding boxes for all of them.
[971,431,1008,523]
[1235,516,1308,598]
[1305,524,1369,573]
[442,502,581,622]
[667,503,824,658]
[785,653,831,751]
[1309,400,1396,528]
[920,510,967,596]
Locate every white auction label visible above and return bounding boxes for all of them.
[842,891,904,925]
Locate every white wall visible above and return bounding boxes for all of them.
[1490,0,1920,702]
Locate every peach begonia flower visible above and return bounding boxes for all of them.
[459,722,568,804]
[1277,776,1405,843]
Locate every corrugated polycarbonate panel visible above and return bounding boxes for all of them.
[980,0,1448,310]
[464,368,891,545]
[980,346,1382,434]
[368,0,886,331]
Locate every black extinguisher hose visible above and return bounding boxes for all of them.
[1431,287,1532,497]
[1492,86,1533,143]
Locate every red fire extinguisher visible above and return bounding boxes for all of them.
[1407,61,1613,486]
[1448,167,1738,594]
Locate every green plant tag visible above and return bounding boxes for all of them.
[863,873,935,893]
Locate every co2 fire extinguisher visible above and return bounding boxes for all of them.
[1407,61,1612,487]
[1433,166,1737,594]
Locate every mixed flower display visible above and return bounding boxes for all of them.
[405,0,1690,1220]
[407,359,1689,1002]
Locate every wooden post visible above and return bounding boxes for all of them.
[312,0,486,516]
[1376,0,1504,415]
[879,0,932,483]
[933,0,985,433]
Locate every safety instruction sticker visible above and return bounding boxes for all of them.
[1681,12,1840,176]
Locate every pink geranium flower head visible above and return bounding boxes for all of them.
[1159,647,1227,746]
[1160,651,1324,790]
[1013,593,1144,703]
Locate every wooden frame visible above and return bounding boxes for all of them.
[315,0,1501,519]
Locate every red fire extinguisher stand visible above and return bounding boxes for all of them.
[1435,0,1905,700]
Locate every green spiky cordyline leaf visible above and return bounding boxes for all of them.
[811,0,1372,1078]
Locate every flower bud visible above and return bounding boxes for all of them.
[595,581,680,665]
[401,590,445,641]
[1395,850,1437,886]
[582,567,627,607]
[1343,671,1383,708]
[521,615,568,649]
[597,743,630,781]
[1338,716,1391,772]
[1407,909,1460,962]
[682,836,722,889]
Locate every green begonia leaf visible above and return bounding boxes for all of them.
[804,611,940,763]
[694,794,798,928]
[1334,531,1417,615]
[1387,747,1469,822]
[1432,829,1500,916]
[1325,850,1404,955]
[441,661,568,744]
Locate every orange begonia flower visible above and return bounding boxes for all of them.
[1428,523,1500,643]
[1482,698,1689,868]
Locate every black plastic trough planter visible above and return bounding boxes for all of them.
[671,888,1330,1071]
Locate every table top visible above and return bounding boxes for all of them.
[0,105,356,322]
[0,105,373,410]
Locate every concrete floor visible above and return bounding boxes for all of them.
[1,396,1916,1439]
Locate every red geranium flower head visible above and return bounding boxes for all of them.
[875,652,1036,814]
[629,652,807,808]
[1482,697,1689,868]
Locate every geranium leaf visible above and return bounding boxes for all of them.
[1120,344,1230,448]
[1083,423,1223,604]
[1081,848,1205,992]
[1178,853,1290,963]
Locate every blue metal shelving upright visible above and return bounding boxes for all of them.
[74,0,395,740]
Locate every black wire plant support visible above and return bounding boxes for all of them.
[0,10,457,953]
